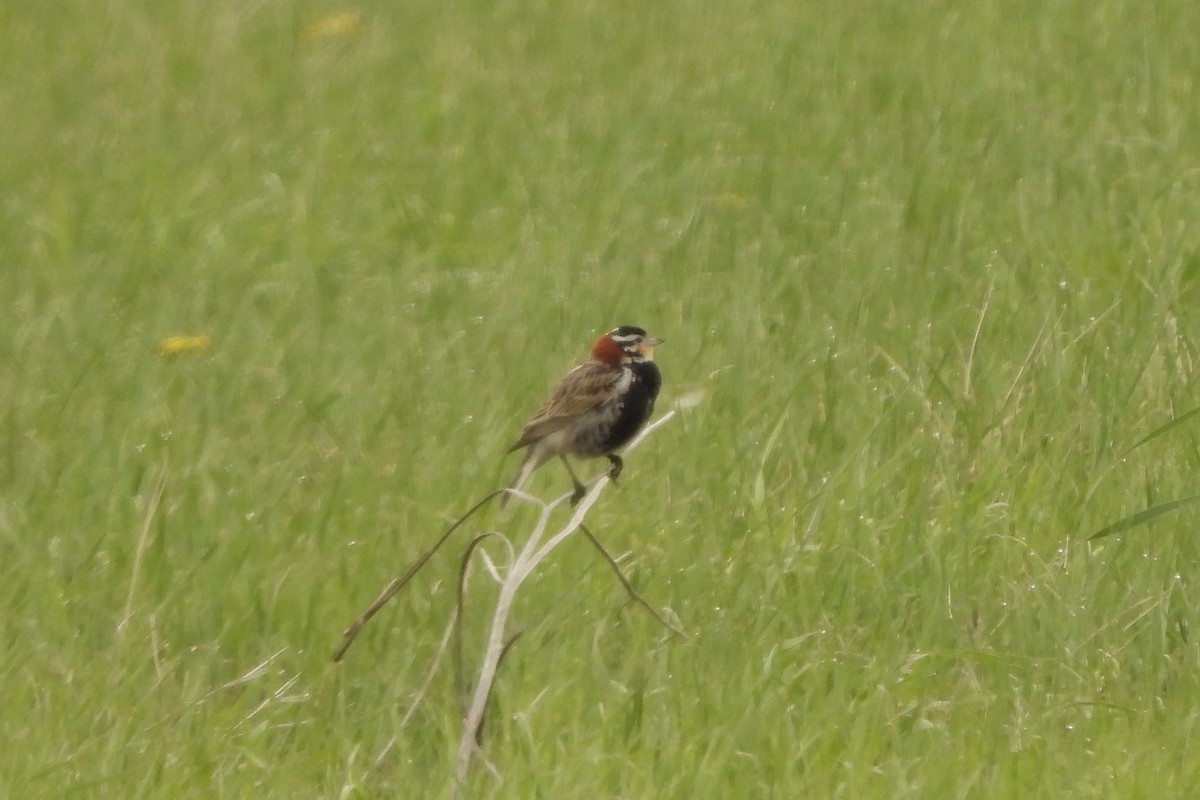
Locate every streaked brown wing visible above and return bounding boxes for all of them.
[506,360,621,451]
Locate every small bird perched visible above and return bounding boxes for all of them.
[502,325,663,507]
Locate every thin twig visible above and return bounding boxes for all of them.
[473,629,525,746]
[455,533,504,707]
[333,490,506,662]
[453,501,558,791]
[578,523,687,639]
[454,411,677,790]
[336,410,680,796]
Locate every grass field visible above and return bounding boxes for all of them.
[5,0,1200,796]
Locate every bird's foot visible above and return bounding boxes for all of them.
[570,481,588,506]
[606,454,624,483]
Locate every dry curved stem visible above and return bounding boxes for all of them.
[333,489,506,662]
[452,411,676,792]
[578,522,687,639]
[454,533,505,705]
[371,533,508,777]
[327,411,678,797]
[473,629,524,747]
[118,462,168,637]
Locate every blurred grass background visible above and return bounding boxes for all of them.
[4,0,1200,796]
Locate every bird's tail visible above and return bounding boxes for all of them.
[499,450,537,509]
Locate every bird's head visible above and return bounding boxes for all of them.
[590,325,663,365]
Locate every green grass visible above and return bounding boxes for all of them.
[5,0,1200,796]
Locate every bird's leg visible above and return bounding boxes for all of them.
[606,454,624,483]
[559,456,588,505]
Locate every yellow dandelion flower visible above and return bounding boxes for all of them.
[158,335,212,356]
[304,10,363,40]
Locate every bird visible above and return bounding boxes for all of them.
[501,325,663,507]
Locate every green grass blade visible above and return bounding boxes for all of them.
[1089,494,1200,540]
[1128,406,1200,452]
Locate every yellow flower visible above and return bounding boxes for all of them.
[304,10,363,40]
[158,335,212,356]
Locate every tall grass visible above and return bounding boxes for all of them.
[4,0,1200,796]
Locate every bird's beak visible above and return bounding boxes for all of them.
[638,335,663,359]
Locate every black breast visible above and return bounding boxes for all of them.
[604,360,662,452]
